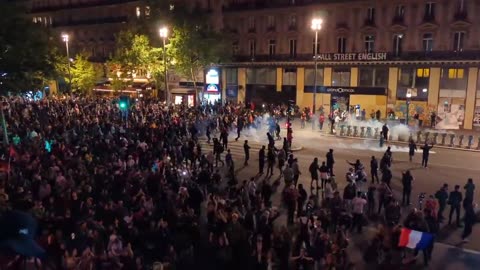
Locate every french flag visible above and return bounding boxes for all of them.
[398,228,434,250]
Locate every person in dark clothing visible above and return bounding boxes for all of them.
[381,167,392,188]
[243,140,250,166]
[401,170,414,206]
[206,125,211,144]
[448,185,462,227]
[462,202,476,242]
[435,184,449,222]
[408,139,417,162]
[430,112,436,128]
[258,146,266,174]
[221,129,229,150]
[382,124,389,141]
[267,133,275,149]
[319,162,329,189]
[297,184,308,217]
[464,178,475,204]
[421,143,434,168]
[266,147,276,176]
[309,158,320,190]
[370,156,379,184]
[235,117,244,141]
[326,149,335,176]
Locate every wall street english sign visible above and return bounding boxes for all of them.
[316,52,388,61]
[317,86,386,95]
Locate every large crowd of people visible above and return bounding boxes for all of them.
[0,97,476,270]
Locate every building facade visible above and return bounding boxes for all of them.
[220,0,480,130]
[26,0,480,129]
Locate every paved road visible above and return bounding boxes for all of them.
[199,126,480,268]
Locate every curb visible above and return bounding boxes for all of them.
[319,133,480,153]
[290,146,304,152]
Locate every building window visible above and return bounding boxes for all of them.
[453,31,465,52]
[304,68,324,87]
[417,68,430,78]
[422,33,434,52]
[249,39,256,57]
[457,0,466,13]
[367,7,375,24]
[246,68,276,85]
[136,6,141,18]
[145,6,150,16]
[359,67,388,87]
[312,37,320,55]
[288,14,297,30]
[247,16,255,32]
[364,35,375,53]
[267,15,275,31]
[283,68,297,86]
[393,34,403,55]
[33,17,37,23]
[337,37,346,53]
[232,41,239,55]
[289,39,297,57]
[424,2,435,20]
[268,39,276,56]
[395,5,405,18]
[332,68,351,86]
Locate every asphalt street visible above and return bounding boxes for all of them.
[199,124,480,269]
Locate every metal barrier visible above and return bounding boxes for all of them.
[449,134,456,147]
[458,135,464,148]
[467,135,474,149]
[353,126,358,137]
[441,133,447,145]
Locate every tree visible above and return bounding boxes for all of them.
[70,53,102,95]
[107,31,164,93]
[0,2,58,94]
[167,23,230,102]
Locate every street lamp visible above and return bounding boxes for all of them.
[62,34,71,92]
[159,27,169,103]
[395,34,403,56]
[311,18,323,130]
[406,91,412,126]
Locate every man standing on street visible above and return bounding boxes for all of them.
[464,178,475,204]
[243,140,250,166]
[351,191,367,233]
[235,116,244,141]
[258,145,266,174]
[326,149,335,176]
[309,158,320,190]
[448,185,462,227]
[292,158,301,187]
[435,184,449,222]
[421,143,434,168]
[382,123,389,141]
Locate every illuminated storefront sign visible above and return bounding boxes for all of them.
[205,68,220,93]
[315,52,388,61]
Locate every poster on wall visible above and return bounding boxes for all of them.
[473,100,480,127]
[436,99,465,129]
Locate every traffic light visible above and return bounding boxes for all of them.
[119,95,129,111]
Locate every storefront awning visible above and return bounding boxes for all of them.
[170,88,199,94]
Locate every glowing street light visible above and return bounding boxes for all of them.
[311,18,323,130]
[62,34,72,92]
[159,27,169,102]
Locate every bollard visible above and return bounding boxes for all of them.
[353,126,358,137]
[374,127,379,139]
[424,132,430,144]
[416,131,422,143]
[360,127,365,137]
[467,135,474,149]
[458,135,464,148]
[340,125,346,136]
[432,132,438,145]
[347,126,352,136]
[441,133,447,145]
[449,134,455,147]
[366,127,372,138]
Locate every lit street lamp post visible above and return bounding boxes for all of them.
[62,34,71,93]
[406,91,411,126]
[159,27,169,103]
[311,18,323,130]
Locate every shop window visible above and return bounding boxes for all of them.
[246,68,276,85]
[283,68,297,86]
[359,67,388,87]
[440,68,467,90]
[332,68,350,86]
[397,67,429,101]
[305,68,324,86]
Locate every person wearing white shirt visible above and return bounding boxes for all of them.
[351,192,367,233]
